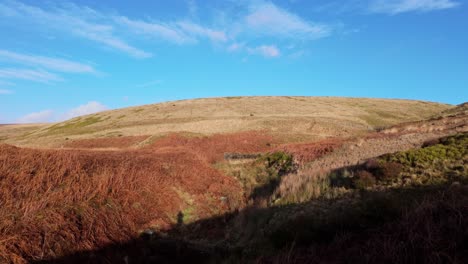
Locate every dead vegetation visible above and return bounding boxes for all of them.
[0,97,451,148]
[147,131,275,163]
[25,134,467,264]
[0,98,465,263]
[0,131,299,263]
[63,135,150,149]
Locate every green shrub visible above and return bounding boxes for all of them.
[261,152,295,176]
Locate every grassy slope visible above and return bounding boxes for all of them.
[0,97,452,148]
[33,133,467,263]
[0,124,47,142]
[175,133,468,263]
[0,100,465,263]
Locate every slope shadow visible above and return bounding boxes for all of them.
[30,181,468,264]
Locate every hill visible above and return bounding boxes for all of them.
[0,96,452,148]
[0,97,466,263]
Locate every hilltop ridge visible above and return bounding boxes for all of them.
[0,96,452,148]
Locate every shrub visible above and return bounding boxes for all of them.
[354,170,376,189]
[261,151,295,176]
[374,162,403,181]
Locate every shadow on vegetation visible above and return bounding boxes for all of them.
[25,134,468,263]
[248,151,296,204]
[31,183,467,264]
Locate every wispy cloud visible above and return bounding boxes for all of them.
[76,29,152,59]
[16,110,54,123]
[15,101,110,124]
[370,0,460,14]
[0,1,331,61]
[0,89,13,95]
[245,1,331,39]
[228,42,280,58]
[0,68,62,83]
[177,21,228,42]
[247,45,281,58]
[116,17,228,44]
[227,42,246,52]
[115,16,194,45]
[288,49,308,59]
[0,50,96,73]
[0,1,151,58]
[0,1,229,58]
[62,101,108,120]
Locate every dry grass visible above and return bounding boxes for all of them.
[64,135,150,149]
[0,131,290,263]
[0,97,461,263]
[277,113,468,204]
[0,135,259,263]
[148,131,275,163]
[0,97,452,148]
[0,124,47,143]
[273,138,343,165]
[260,186,468,264]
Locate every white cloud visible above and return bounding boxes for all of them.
[370,0,460,14]
[0,1,328,60]
[116,17,228,44]
[0,89,13,94]
[16,110,54,123]
[228,43,280,58]
[248,45,281,58]
[0,1,151,58]
[62,101,108,120]
[177,21,228,42]
[74,30,152,59]
[13,101,110,124]
[245,1,331,39]
[115,16,193,45]
[0,50,96,73]
[227,42,246,52]
[0,1,229,57]
[0,68,62,83]
[288,49,307,59]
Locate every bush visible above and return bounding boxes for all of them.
[354,171,376,189]
[259,151,295,180]
[373,162,403,180]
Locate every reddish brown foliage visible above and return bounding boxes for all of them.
[274,138,343,164]
[0,131,349,263]
[0,142,243,263]
[149,131,275,163]
[64,135,150,149]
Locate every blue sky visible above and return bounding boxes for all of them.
[0,0,467,123]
